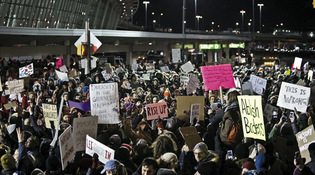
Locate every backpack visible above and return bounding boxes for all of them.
[226,119,242,146]
[220,109,243,146]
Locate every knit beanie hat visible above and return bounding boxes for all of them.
[1,154,16,170]
[193,142,209,155]
[242,161,256,170]
[164,88,171,97]
[255,153,268,171]
[160,152,178,164]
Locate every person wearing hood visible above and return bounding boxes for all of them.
[124,116,153,145]
[193,142,219,172]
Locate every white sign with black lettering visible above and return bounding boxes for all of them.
[86,135,115,164]
[250,75,267,95]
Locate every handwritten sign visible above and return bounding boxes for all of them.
[59,126,75,170]
[73,116,98,151]
[200,64,235,91]
[5,79,24,95]
[19,63,34,78]
[190,104,200,124]
[180,75,189,86]
[56,70,69,82]
[86,135,115,164]
[296,125,315,164]
[238,95,266,141]
[180,61,194,73]
[277,82,310,113]
[145,63,155,73]
[179,127,202,150]
[263,104,279,122]
[160,66,170,73]
[242,82,253,95]
[172,49,181,63]
[145,102,168,120]
[293,57,303,69]
[42,103,58,129]
[59,65,68,73]
[90,83,120,124]
[250,75,267,95]
[186,74,200,95]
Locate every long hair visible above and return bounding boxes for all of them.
[227,91,240,106]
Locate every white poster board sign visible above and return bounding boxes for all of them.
[90,83,120,124]
[143,74,151,81]
[86,135,115,164]
[59,126,75,170]
[19,63,34,78]
[5,79,24,95]
[293,57,303,69]
[296,125,315,164]
[308,70,313,81]
[56,70,69,82]
[250,75,267,95]
[172,49,181,63]
[277,82,311,113]
[160,66,170,73]
[190,104,200,124]
[180,75,189,86]
[59,65,68,73]
[181,61,194,73]
[73,116,98,152]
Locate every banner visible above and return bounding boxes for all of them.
[179,127,202,150]
[238,95,266,141]
[177,96,204,121]
[42,103,58,129]
[200,64,235,91]
[277,82,311,113]
[86,135,115,164]
[5,79,24,95]
[145,102,168,120]
[293,57,303,69]
[68,100,91,113]
[190,104,200,124]
[263,104,279,122]
[56,70,69,82]
[250,75,267,95]
[186,74,200,95]
[160,66,170,73]
[90,83,120,124]
[19,63,34,78]
[59,126,75,170]
[296,125,315,164]
[180,61,194,73]
[172,49,181,63]
[73,116,98,151]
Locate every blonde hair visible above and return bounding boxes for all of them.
[227,91,240,106]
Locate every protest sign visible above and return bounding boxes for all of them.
[296,125,315,164]
[160,66,170,73]
[5,79,24,95]
[234,76,242,89]
[179,127,202,150]
[143,74,150,81]
[91,58,97,69]
[177,96,204,121]
[296,79,306,86]
[238,95,266,141]
[277,82,310,113]
[131,63,138,71]
[180,61,194,73]
[50,96,64,147]
[56,70,69,82]
[293,57,303,69]
[201,64,235,91]
[190,104,200,124]
[59,126,75,170]
[19,63,34,78]
[250,75,267,95]
[180,75,189,86]
[145,63,155,72]
[42,103,58,129]
[73,116,98,151]
[86,135,115,164]
[309,70,313,81]
[90,83,120,124]
[101,70,111,81]
[69,69,78,78]
[145,102,168,120]
[3,102,18,111]
[186,73,200,95]
[242,81,253,95]
[59,65,68,72]
[172,49,181,63]
[68,100,91,113]
[263,104,279,122]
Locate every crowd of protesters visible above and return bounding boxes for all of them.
[0,55,314,175]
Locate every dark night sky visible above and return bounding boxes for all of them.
[133,0,315,33]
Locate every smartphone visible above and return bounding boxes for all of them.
[227,150,234,160]
[272,110,278,119]
[290,111,294,118]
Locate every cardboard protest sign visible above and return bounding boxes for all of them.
[160,66,170,73]
[250,75,267,95]
[180,61,194,73]
[176,96,204,121]
[19,63,34,78]
[145,63,155,72]
[242,81,253,95]
[263,104,279,122]
[86,135,115,164]
[73,116,98,151]
[56,70,69,82]
[42,103,58,129]
[3,102,18,110]
[201,64,235,91]
[293,57,303,69]
[68,100,91,113]
[90,83,120,124]
[172,49,181,63]
[145,102,168,120]
[238,95,266,141]
[190,104,200,124]
[186,74,200,95]
[179,127,202,150]
[5,79,24,95]
[180,75,189,86]
[296,125,315,164]
[277,82,311,113]
[59,126,75,170]
[59,65,68,72]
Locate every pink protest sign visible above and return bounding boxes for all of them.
[146,102,168,120]
[200,64,235,91]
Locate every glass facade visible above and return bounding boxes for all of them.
[0,0,138,29]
